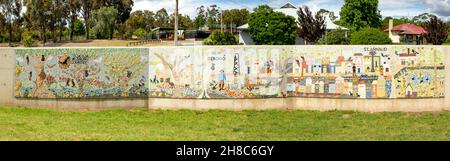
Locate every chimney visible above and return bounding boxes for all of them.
[388,19,393,36]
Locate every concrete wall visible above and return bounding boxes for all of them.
[1,46,450,112]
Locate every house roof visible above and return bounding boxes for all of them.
[280,2,297,9]
[384,23,427,35]
[237,3,348,30]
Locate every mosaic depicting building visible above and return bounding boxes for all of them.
[285,46,445,99]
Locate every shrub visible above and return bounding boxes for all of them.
[21,31,37,47]
[203,32,238,45]
[318,29,350,45]
[133,28,147,39]
[350,28,392,45]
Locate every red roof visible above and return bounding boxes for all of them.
[384,23,427,35]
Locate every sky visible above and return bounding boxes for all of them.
[132,0,450,20]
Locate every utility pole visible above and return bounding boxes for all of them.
[174,0,179,46]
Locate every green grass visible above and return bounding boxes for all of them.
[0,107,449,141]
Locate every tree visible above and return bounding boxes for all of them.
[0,0,22,45]
[73,19,86,36]
[380,17,416,30]
[206,5,219,29]
[133,28,146,38]
[424,16,449,45]
[248,5,297,45]
[169,14,193,29]
[340,0,382,31]
[193,6,207,29]
[68,0,81,41]
[203,31,238,45]
[350,28,392,44]
[25,0,53,44]
[126,10,155,32]
[90,7,118,39]
[101,0,133,24]
[297,6,326,44]
[155,8,169,28]
[319,29,350,45]
[222,9,250,31]
[80,0,105,40]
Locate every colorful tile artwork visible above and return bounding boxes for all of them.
[15,48,149,98]
[148,46,445,99]
[16,46,445,99]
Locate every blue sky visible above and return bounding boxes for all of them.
[133,0,450,20]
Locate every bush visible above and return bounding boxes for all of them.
[248,5,297,45]
[351,28,392,45]
[203,32,238,45]
[133,28,147,38]
[318,29,350,45]
[21,31,37,47]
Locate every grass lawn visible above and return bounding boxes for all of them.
[0,107,449,141]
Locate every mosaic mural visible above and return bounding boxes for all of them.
[148,47,203,98]
[15,46,445,99]
[285,46,445,98]
[148,46,445,99]
[15,48,149,98]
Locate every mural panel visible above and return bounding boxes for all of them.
[148,47,203,98]
[15,48,149,98]
[14,46,445,99]
[286,46,445,98]
[203,47,283,98]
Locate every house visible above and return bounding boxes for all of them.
[384,20,428,45]
[237,3,348,45]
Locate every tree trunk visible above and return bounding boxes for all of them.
[110,28,113,40]
[51,14,56,43]
[70,16,75,41]
[59,20,63,42]
[85,11,90,40]
[43,25,46,45]
[8,23,12,46]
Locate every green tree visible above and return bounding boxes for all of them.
[203,31,238,45]
[0,0,22,45]
[248,5,297,45]
[222,9,250,31]
[126,10,155,32]
[68,0,81,41]
[100,0,133,24]
[340,0,382,31]
[424,16,449,45]
[297,6,326,44]
[206,5,219,29]
[90,6,118,39]
[193,6,207,29]
[319,29,350,45]
[169,14,193,29]
[73,19,86,36]
[24,0,53,44]
[380,17,416,30]
[155,8,169,28]
[133,28,147,39]
[350,28,392,44]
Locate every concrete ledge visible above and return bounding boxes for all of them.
[148,97,446,112]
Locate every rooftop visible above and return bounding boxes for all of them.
[384,23,428,35]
